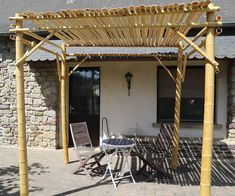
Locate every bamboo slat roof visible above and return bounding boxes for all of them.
[11,0,221,47]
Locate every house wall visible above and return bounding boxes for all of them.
[76,60,228,143]
[0,41,59,148]
[0,39,231,148]
[100,61,157,137]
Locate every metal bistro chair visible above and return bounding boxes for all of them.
[70,122,105,179]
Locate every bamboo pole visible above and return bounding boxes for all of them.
[182,27,207,51]
[200,11,215,196]
[15,13,29,196]
[15,30,56,66]
[56,54,61,81]
[23,31,62,49]
[174,30,219,70]
[171,46,183,170]
[155,56,176,83]
[174,29,219,73]
[181,54,187,82]
[61,42,69,164]
[68,56,88,76]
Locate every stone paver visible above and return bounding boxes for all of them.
[0,146,235,196]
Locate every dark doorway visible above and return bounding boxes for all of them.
[69,67,100,147]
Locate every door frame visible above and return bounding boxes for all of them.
[68,66,101,147]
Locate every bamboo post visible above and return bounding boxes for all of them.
[171,46,183,170]
[15,13,29,196]
[61,43,69,164]
[200,12,215,196]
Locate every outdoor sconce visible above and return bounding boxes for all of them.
[125,72,133,96]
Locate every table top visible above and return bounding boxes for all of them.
[102,138,135,148]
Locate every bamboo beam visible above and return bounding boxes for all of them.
[171,46,183,170]
[66,52,178,57]
[23,31,62,49]
[25,39,62,57]
[9,21,222,33]
[15,30,57,66]
[15,13,29,196]
[10,35,62,58]
[61,42,69,164]
[155,56,176,83]
[68,56,88,76]
[187,40,205,57]
[174,29,219,72]
[200,12,216,196]
[182,27,207,51]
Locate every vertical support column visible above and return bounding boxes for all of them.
[200,12,215,196]
[171,47,183,170]
[15,14,29,196]
[61,42,69,164]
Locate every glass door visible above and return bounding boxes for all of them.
[69,67,100,146]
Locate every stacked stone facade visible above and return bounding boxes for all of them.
[227,59,235,142]
[0,40,59,148]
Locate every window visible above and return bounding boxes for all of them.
[157,66,206,122]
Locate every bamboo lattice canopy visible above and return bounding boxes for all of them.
[10,0,221,48]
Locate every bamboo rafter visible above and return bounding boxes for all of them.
[12,1,217,21]
[10,1,221,47]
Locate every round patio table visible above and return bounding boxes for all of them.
[102,138,136,188]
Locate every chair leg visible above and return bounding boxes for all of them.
[74,156,94,180]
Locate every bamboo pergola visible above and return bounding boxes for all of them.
[10,1,222,195]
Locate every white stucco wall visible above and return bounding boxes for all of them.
[99,61,157,138]
[68,59,228,143]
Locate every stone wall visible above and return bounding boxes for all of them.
[0,40,60,148]
[227,59,235,142]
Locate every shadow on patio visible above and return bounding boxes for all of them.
[125,138,235,186]
[0,163,50,195]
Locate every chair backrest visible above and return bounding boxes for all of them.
[70,122,93,148]
[157,123,174,151]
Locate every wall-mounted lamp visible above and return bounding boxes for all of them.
[125,72,133,96]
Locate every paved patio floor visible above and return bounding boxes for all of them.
[0,146,235,196]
